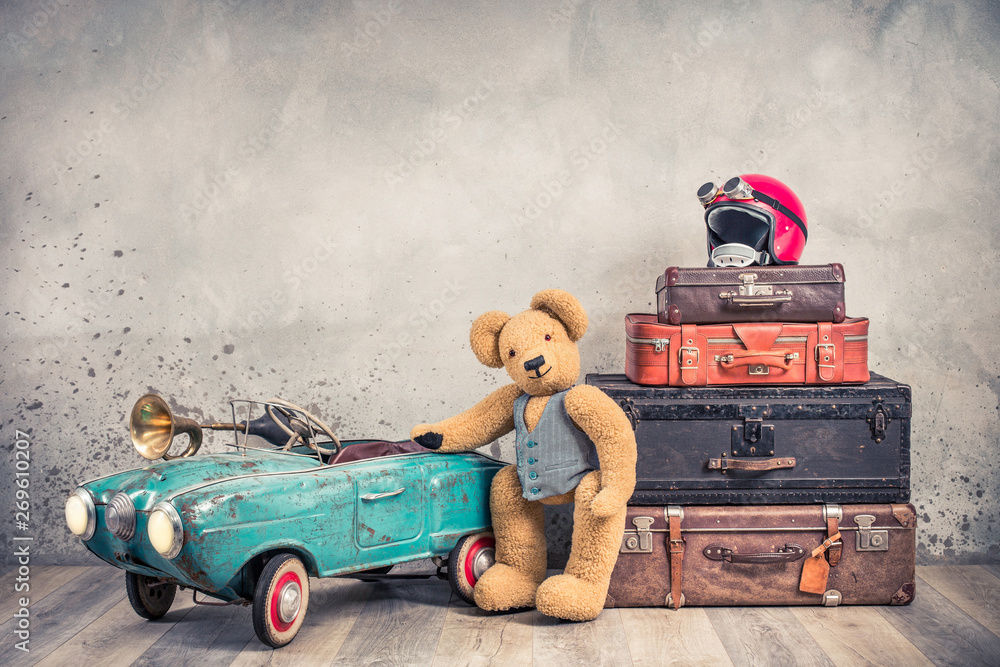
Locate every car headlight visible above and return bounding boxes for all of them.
[148,502,184,559]
[65,488,96,540]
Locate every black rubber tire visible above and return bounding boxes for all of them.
[448,530,495,606]
[125,571,176,620]
[252,554,310,648]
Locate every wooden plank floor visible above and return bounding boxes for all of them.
[4,565,999,666]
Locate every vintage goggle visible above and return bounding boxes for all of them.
[697,176,755,207]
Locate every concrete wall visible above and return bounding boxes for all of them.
[2,0,998,566]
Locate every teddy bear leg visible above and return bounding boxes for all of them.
[534,471,625,621]
[472,465,547,612]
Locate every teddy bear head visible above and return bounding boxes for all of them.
[468,289,588,397]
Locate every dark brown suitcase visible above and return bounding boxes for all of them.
[606,503,916,609]
[656,264,846,325]
[587,373,910,505]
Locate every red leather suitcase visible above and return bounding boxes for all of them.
[605,503,916,609]
[625,314,870,386]
[656,264,846,325]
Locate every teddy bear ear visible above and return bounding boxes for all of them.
[470,310,511,368]
[530,289,588,342]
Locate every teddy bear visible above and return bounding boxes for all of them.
[411,289,637,621]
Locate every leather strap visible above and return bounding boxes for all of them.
[826,516,842,567]
[815,322,836,382]
[750,189,808,240]
[811,532,842,558]
[678,325,701,386]
[668,513,685,610]
[707,457,795,471]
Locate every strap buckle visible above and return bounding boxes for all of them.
[679,346,700,365]
[814,343,836,374]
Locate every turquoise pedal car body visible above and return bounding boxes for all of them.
[66,395,502,647]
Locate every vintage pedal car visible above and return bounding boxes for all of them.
[65,394,502,647]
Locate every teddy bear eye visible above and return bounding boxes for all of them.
[509,349,516,357]
[545,334,552,341]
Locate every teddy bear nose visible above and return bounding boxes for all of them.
[523,355,546,372]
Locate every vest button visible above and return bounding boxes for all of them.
[530,487,540,494]
[527,440,536,448]
[527,457,536,465]
[529,471,537,480]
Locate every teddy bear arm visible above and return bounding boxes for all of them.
[411,383,521,452]
[564,384,638,512]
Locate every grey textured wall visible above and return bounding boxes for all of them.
[2,0,998,566]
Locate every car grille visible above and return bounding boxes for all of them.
[106,492,137,541]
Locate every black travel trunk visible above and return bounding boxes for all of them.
[587,372,911,505]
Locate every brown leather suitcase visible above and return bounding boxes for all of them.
[656,264,846,325]
[606,503,916,609]
[625,314,870,386]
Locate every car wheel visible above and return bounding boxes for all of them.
[125,571,177,619]
[448,530,495,606]
[252,554,310,648]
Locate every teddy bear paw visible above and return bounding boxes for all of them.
[472,563,542,612]
[535,574,608,622]
[589,488,626,518]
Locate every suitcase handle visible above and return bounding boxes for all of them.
[703,543,806,564]
[727,292,793,307]
[707,457,796,472]
[718,350,795,371]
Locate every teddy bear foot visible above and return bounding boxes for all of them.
[472,563,542,612]
[535,573,608,622]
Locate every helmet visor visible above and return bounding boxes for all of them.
[706,204,773,252]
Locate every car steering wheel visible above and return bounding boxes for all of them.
[264,398,342,456]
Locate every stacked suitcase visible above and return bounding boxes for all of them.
[591,264,915,609]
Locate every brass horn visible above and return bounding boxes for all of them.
[129,394,248,461]
[130,394,204,460]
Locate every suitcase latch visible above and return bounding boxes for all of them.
[867,399,891,443]
[854,515,889,551]
[822,590,842,607]
[719,273,793,305]
[620,516,655,554]
[731,414,775,457]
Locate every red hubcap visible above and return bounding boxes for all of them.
[269,571,301,632]
[463,536,496,588]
